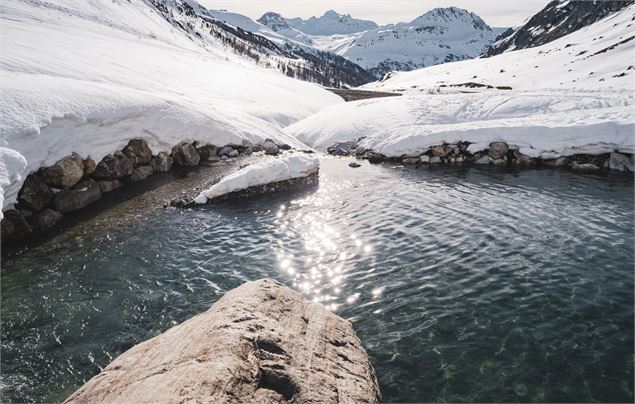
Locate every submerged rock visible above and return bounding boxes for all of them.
[17,174,53,212]
[32,208,63,233]
[64,279,381,404]
[128,165,154,182]
[39,153,85,189]
[123,139,152,167]
[172,143,200,167]
[54,179,102,213]
[98,180,123,193]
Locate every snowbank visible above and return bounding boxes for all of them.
[0,0,341,210]
[285,5,635,158]
[194,154,319,204]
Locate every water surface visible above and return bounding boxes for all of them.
[2,158,633,403]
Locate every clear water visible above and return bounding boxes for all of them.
[2,158,633,403]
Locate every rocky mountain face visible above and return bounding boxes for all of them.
[260,7,503,79]
[148,0,374,87]
[485,0,634,56]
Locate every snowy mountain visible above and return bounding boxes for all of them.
[0,0,344,211]
[285,4,635,158]
[259,7,503,78]
[485,0,634,56]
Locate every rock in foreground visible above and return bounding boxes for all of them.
[64,279,381,404]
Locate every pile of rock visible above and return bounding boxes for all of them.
[2,138,291,242]
[64,279,381,404]
[329,140,634,174]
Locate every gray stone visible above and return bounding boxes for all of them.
[429,156,442,164]
[354,146,367,156]
[93,153,133,180]
[98,180,123,193]
[571,161,601,171]
[83,157,96,176]
[150,152,173,173]
[128,165,154,182]
[366,152,385,164]
[488,142,509,159]
[228,149,239,158]
[54,179,102,213]
[513,150,535,166]
[195,144,218,161]
[419,155,431,163]
[475,156,493,165]
[430,145,448,158]
[17,174,53,212]
[402,157,420,164]
[123,139,152,167]
[263,140,280,156]
[39,153,85,189]
[243,147,253,155]
[349,161,361,168]
[609,151,634,172]
[64,279,381,404]
[218,146,235,157]
[33,208,63,232]
[171,143,200,167]
[543,156,570,167]
[1,210,32,240]
[327,141,357,156]
[279,144,292,151]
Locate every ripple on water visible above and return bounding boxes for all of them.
[1,158,633,403]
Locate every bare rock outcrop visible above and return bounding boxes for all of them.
[64,279,381,404]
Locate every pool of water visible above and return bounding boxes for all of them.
[2,158,633,403]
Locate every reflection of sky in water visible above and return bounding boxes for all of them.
[272,184,375,312]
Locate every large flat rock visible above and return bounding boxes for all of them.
[64,279,381,403]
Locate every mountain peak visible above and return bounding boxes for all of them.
[411,7,490,31]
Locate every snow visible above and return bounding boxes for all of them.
[285,5,635,159]
[194,154,319,204]
[0,0,341,211]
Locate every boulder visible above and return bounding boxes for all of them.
[171,143,200,167]
[243,147,253,155]
[327,141,357,157]
[228,149,240,158]
[64,279,380,404]
[123,139,153,167]
[1,210,32,240]
[419,155,431,164]
[430,145,448,158]
[93,153,133,180]
[128,165,154,182]
[349,161,361,168]
[54,179,102,213]
[98,180,123,193]
[263,140,280,156]
[488,142,509,159]
[513,150,535,166]
[83,157,96,176]
[609,151,634,172]
[279,144,292,151]
[195,144,218,161]
[150,152,173,173]
[32,209,63,233]
[218,145,235,157]
[17,174,53,212]
[366,152,385,164]
[39,153,85,189]
[475,156,492,165]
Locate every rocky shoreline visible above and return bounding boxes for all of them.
[1,138,294,244]
[328,139,635,173]
[64,279,381,404]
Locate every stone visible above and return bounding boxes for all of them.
[93,153,133,180]
[64,279,381,404]
[128,165,154,182]
[513,150,535,166]
[54,179,102,213]
[366,152,385,164]
[609,151,634,172]
[488,142,509,159]
[571,161,601,171]
[228,149,239,158]
[279,144,292,151]
[349,161,361,168]
[171,143,200,167]
[123,139,152,167]
[475,156,493,165]
[543,156,570,167]
[218,145,235,157]
[83,157,97,176]
[150,152,173,173]
[32,209,63,233]
[1,210,32,240]
[419,155,431,164]
[429,156,442,164]
[354,146,367,156]
[39,153,85,189]
[263,140,280,156]
[243,147,253,155]
[17,174,53,212]
[430,145,448,158]
[402,157,420,165]
[327,141,357,156]
[195,144,218,161]
[98,180,123,193]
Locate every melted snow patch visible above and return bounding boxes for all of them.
[194,154,319,204]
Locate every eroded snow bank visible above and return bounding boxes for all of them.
[194,154,319,204]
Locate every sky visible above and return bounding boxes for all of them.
[198,0,549,27]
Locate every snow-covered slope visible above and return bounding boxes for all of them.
[0,0,343,211]
[285,5,635,158]
[485,0,633,57]
[260,8,503,78]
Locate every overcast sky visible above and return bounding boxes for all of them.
[198,0,549,27]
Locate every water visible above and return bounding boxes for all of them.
[2,158,633,403]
